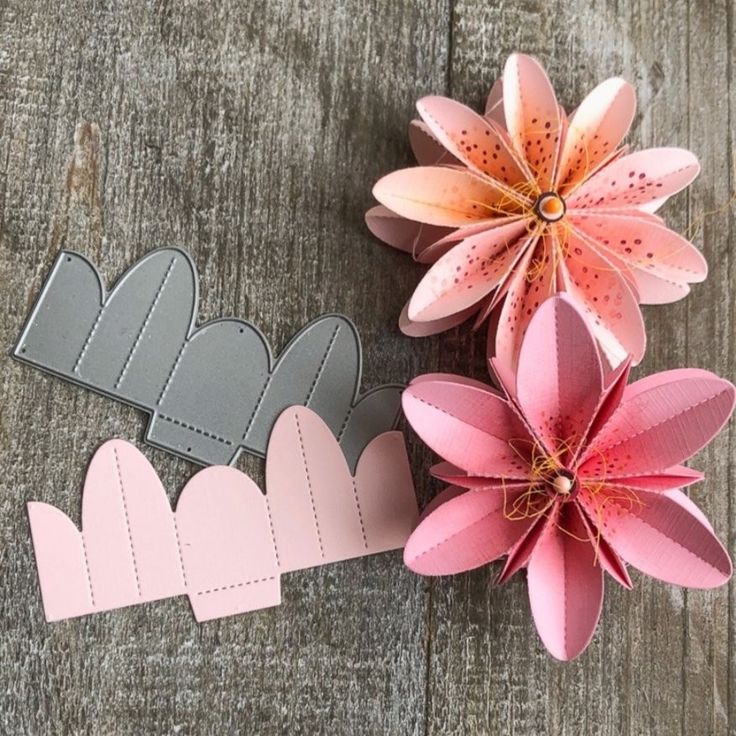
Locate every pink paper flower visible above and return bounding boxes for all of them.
[401,296,734,660]
[368,53,706,368]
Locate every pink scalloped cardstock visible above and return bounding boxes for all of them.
[28,407,418,623]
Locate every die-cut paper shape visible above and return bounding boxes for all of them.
[28,407,418,623]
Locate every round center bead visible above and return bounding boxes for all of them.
[548,469,578,501]
[534,192,566,223]
[552,474,573,495]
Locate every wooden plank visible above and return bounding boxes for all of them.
[1,0,734,734]
[425,0,734,734]
[0,1,450,733]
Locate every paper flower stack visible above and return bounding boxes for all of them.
[367,54,706,368]
[368,54,735,659]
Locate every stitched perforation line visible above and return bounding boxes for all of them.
[336,405,354,443]
[196,576,276,596]
[157,414,233,446]
[411,508,502,561]
[80,532,96,607]
[72,309,105,373]
[241,374,272,444]
[156,341,187,405]
[113,446,142,597]
[294,412,325,558]
[350,478,369,550]
[305,324,341,407]
[172,517,189,588]
[115,257,177,389]
[608,497,727,573]
[264,496,281,568]
[594,390,727,455]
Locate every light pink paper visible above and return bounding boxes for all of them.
[402,295,734,660]
[28,440,279,623]
[28,408,417,623]
[368,53,705,368]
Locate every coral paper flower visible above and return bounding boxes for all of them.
[368,53,706,368]
[401,296,734,660]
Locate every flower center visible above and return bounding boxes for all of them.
[533,192,566,223]
[549,469,578,501]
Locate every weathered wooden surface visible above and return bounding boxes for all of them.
[0,1,733,733]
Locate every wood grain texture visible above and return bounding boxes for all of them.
[0,1,732,734]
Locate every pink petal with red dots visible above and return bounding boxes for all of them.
[570,211,707,288]
[408,120,461,166]
[580,488,731,589]
[567,148,700,210]
[407,219,529,322]
[579,371,735,476]
[515,294,604,460]
[417,96,530,188]
[404,487,534,575]
[494,234,557,371]
[503,53,563,190]
[373,166,510,227]
[365,205,455,261]
[417,215,524,265]
[401,377,533,478]
[527,504,604,660]
[398,298,477,337]
[559,229,645,366]
[556,78,636,192]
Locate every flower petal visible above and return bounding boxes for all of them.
[417,216,524,264]
[580,356,632,454]
[402,376,533,477]
[662,489,713,532]
[560,228,646,366]
[580,370,735,475]
[556,78,636,192]
[418,486,467,522]
[580,487,731,588]
[496,514,547,583]
[503,53,563,190]
[365,205,455,260]
[398,298,477,337]
[527,504,604,660]
[515,294,604,460]
[568,148,700,210]
[570,211,707,290]
[408,120,461,166]
[404,487,534,575]
[601,465,704,492]
[373,166,512,227]
[417,96,530,188]
[431,461,531,491]
[494,232,555,371]
[623,268,691,305]
[407,219,530,322]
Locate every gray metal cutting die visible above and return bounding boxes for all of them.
[13,248,403,469]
